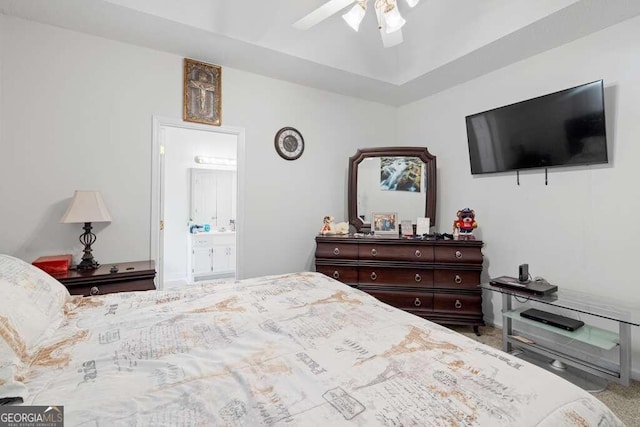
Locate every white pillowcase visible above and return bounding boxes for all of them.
[0,255,71,400]
[0,254,70,358]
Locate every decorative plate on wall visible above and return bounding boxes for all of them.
[274,127,304,160]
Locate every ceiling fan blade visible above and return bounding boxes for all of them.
[381,27,403,47]
[293,0,356,30]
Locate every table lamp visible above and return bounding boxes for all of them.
[60,190,112,270]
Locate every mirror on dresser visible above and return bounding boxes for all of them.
[348,147,437,232]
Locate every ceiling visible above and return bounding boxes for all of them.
[2,0,640,106]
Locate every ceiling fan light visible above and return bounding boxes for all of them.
[384,4,406,34]
[405,0,419,7]
[342,3,367,32]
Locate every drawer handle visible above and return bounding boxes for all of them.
[454,275,462,284]
[455,250,463,259]
[415,250,421,258]
[370,272,377,281]
[333,271,340,279]
[90,286,100,296]
[333,247,340,256]
[414,298,422,307]
[454,299,462,309]
[371,248,378,256]
[414,274,422,282]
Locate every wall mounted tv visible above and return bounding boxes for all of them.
[465,80,608,175]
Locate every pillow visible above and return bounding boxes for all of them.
[0,255,70,358]
[0,326,27,401]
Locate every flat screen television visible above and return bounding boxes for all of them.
[465,80,608,174]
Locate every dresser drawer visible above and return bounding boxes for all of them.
[315,242,358,259]
[367,290,434,311]
[54,261,156,296]
[359,244,434,262]
[358,268,433,287]
[315,235,484,330]
[434,246,482,264]
[64,278,156,297]
[191,234,214,248]
[433,270,481,289]
[315,265,358,284]
[433,293,482,315]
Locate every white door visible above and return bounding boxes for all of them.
[228,245,237,273]
[191,169,219,225]
[211,245,228,273]
[191,169,236,228]
[216,171,234,228]
[192,247,212,275]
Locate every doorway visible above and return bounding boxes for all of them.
[151,116,245,289]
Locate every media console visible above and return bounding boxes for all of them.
[481,282,639,391]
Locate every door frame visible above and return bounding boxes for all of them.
[150,116,246,289]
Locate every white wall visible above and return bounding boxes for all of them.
[0,16,396,278]
[0,15,4,148]
[398,15,640,374]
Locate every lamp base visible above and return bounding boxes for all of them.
[77,222,100,270]
[76,258,99,270]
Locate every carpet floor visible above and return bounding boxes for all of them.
[451,325,640,426]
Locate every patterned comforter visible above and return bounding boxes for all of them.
[0,257,622,426]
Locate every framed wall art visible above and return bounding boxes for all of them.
[183,58,222,126]
[379,157,423,192]
[372,212,398,236]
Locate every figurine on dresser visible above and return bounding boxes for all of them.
[453,208,478,240]
[320,215,350,235]
[321,216,335,235]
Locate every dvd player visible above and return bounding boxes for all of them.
[490,276,558,296]
[520,308,585,331]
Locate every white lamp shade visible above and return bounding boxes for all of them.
[342,3,366,32]
[60,191,112,224]
[405,0,419,7]
[384,3,406,33]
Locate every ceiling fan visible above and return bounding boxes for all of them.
[293,0,419,48]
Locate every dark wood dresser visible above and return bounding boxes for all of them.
[315,235,484,334]
[51,260,156,296]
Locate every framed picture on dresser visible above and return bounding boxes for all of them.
[372,212,398,235]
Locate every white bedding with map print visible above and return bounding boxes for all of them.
[4,269,622,426]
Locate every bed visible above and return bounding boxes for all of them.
[0,254,623,426]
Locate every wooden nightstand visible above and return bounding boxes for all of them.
[51,260,156,296]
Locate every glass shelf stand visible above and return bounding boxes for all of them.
[481,282,639,387]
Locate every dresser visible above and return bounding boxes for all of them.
[315,235,484,334]
[51,260,156,296]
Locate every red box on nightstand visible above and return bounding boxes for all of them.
[32,254,73,274]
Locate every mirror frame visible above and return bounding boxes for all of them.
[348,146,437,232]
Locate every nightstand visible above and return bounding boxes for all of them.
[51,260,156,296]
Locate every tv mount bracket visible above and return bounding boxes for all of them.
[516,168,549,186]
